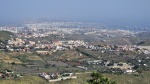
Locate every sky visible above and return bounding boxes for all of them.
[0,0,150,26]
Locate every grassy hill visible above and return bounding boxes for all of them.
[0,31,14,42]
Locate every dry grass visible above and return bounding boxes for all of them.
[27,55,43,61]
[0,75,47,84]
[3,58,22,64]
[0,52,22,64]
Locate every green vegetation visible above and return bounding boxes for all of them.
[15,54,30,63]
[0,62,12,69]
[75,48,98,59]
[87,71,116,84]
[137,40,150,46]
[0,52,22,64]
[0,31,14,42]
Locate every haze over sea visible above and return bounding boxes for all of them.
[0,0,150,32]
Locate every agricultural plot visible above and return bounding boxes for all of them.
[27,55,43,61]
[0,52,22,64]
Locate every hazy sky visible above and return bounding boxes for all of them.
[0,0,150,26]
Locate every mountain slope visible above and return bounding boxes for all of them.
[0,31,14,42]
[137,40,150,46]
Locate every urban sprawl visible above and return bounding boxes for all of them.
[0,22,150,82]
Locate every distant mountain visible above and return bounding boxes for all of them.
[131,31,150,46]
[0,21,23,26]
[104,37,139,45]
[137,40,150,46]
[137,31,150,39]
[0,18,64,26]
[25,18,63,24]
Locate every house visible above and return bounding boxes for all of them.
[36,51,50,55]
[29,41,36,46]
[107,62,133,70]
[123,69,135,74]
[39,72,50,79]
[61,73,77,80]
[77,66,87,70]
[52,41,62,46]
[87,60,102,65]
[0,73,3,77]
[39,72,77,82]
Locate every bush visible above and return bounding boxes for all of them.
[87,71,117,84]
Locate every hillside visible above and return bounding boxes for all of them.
[103,37,139,45]
[0,31,14,41]
[0,71,150,84]
[137,31,150,39]
[137,40,150,46]
[90,38,140,46]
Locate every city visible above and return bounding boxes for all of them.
[0,22,150,83]
[0,0,150,84]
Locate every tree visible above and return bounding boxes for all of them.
[87,71,116,84]
[11,62,16,66]
[133,65,139,69]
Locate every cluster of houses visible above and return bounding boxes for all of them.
[86,44,150,55]
[3,37,86,53]
[86,60,136,74]
[106,62,135,74]
[2,36,150,56]
[39,72,77,82]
